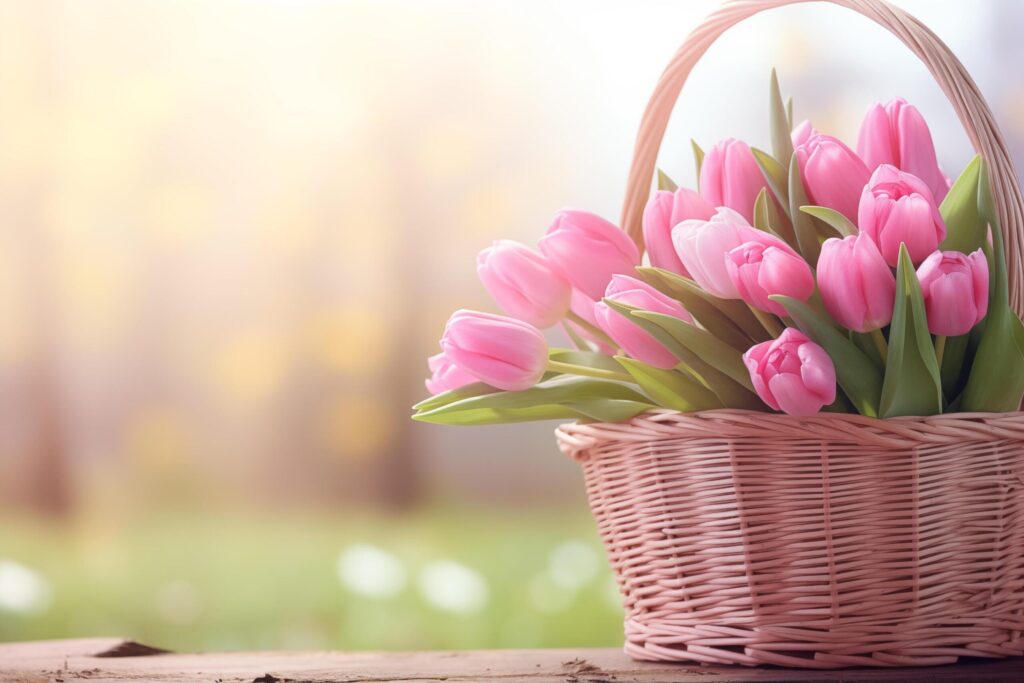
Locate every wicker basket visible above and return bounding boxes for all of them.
[555,0,1024,669]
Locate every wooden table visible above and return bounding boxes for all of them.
[1,638,1022,682]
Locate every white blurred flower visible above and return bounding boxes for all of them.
[0,560,52,615]
[155,579,202,624]
[337,544,406,599]
[418,560,488,614]
[547,540,599,591]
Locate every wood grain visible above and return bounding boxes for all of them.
[1,639,1022,682]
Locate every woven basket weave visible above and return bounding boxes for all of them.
[555,0,1024,669]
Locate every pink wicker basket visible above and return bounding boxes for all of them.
[555,0,1024,669]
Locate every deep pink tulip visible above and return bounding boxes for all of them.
[794,134,871,223]
[857,98,951,203]
[477,240,571,328]
[441,310,547,391]
[642,188,714,275]
[917,249,989,336]
[858,164,946,266]
[425,352,477,395]
[725,235,815,317]
[742,328,836,415]
[699,138,770,222]
[594,275,692,369]
[816,235,896,333]
[672,207,760,299]
[791,119,818,149]
[538,209,639,300]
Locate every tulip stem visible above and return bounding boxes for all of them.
[565,311,618,349]
[546,359,634,384]
[934,334,946,367]
[749,305,785,338]
[870,328,889,364]
[561,321,590,351]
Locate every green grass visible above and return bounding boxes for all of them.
[0,506,624,652]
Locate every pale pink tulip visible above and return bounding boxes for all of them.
[857,98,950,202]
[791,119,818,149]
[594,275,692,369]
[699,138,770,222]
[477,240,571,328]
[743,328,836,415]
[538,209,639,300]
[917,249,989,336]
[425,352,477,395]
[672,207,759,299]
[725,236,815,317]
[794,134,871,222]
[441,310,547,391]
[642,188,714,274]
[858,164,946,266]
[816,235,896,332]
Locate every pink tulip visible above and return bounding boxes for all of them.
[858,164,946,266]
[642,187,715,274]
[794,134,871,222]
[916,249,989,336]
[425,352,477,395]
[791,119,818,149]
[538,209,639,300]
[743,328,836,415]
[672,207,759,299]
[699,138,770,222]
[594,275,692,369]
[725,235,815,317]
[816,234,896,332]
[477,240,572,328]
[567,288,614,353]
[441,310,548,391]
[857,98,951,203]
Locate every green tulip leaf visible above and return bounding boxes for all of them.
[549,348,624,373]
[788,156,822,267]
[939,155,986,255]
[962,158,1024,411]
[770,69,794,168]
[615,356,722,412]
[750,147,789,211]
[691,140,705,187]
[879,245,943,417]
[656,168,677,192]
[771,295,883,417]
[799,205,857,238]
[753,188,792,244]
[786,96,794,130]
[939,333,970,400]
[413,381,501,413]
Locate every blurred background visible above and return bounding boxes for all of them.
[1,0,1023,653]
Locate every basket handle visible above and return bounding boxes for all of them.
[621,0,1024,315]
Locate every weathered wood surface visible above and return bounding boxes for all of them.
[1,638,1023,682]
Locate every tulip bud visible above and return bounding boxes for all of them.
[642,188,714,275]
[594,275,692,369]
[858,164,946,266]
[425,352,477,395]
[477,240,572,328]
[742,328,836,415]
[699,138,770,222]
[672,207,759,299]
[916,249,989,337]
[440,310,548,391]
[538,209,639,300]
[816,235,896,332]
[725,236,815,317]
[857,98,950,202]
[794,134,871,222]
[791,119,818,149]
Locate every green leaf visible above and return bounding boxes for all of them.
[750,147,789,209]
[770,69,794,168]
[691,140,705,186]
[962,158,1024,411]
[939,333,970,400]
[799,205,856,238]
[412,374,654,425]
[939,155,986,255]
[656,168,677,192]
[786,96,794,130]
[632,311,755,391]
[752,188,791,242]
[549,348,623,373]
[413,381,501,412]
[879,245,943,417]
[850,330,884,370]
[615,356,722,412]
[788,155,822,266]
[635,267,757,350]
[771,295,883,417]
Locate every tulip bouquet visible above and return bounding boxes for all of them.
[414,73,1024,426]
